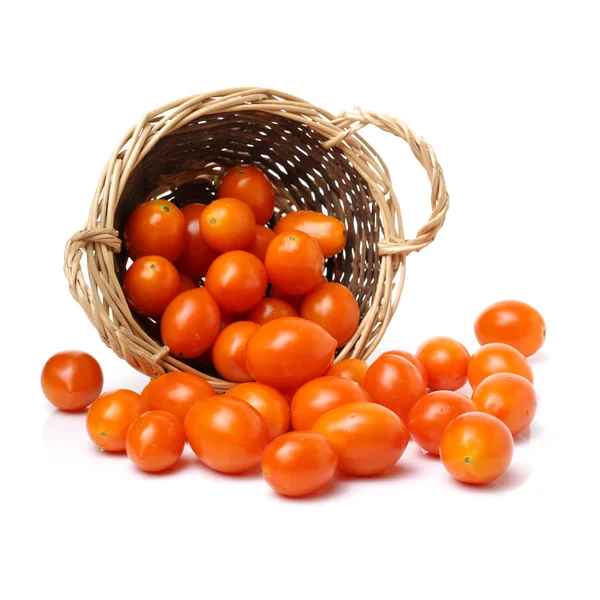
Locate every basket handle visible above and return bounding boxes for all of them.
[323,108,449,256]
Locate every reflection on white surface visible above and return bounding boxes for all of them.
[42,408,93,463]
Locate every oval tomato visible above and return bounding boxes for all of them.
[247,297,299,325]
[381,350,428,388]
[269,286,305,312]
[178,273,198,293]
[200,198,256,253]
[246,225,276,263]
[416,337,470,391]
[325,359,369,386]
[212,321,260,382]
[468,343,533,390]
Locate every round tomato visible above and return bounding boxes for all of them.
[274,211,347,258]
[41,351,103,411]
[141,371,214,424]
[475,300,546,357]
[468,343,533,390]
[265,231,324,296]
[217,165,275,225]
[200,198,256,253]
[407,391,478,455]
[301,283,359,347]
[269,286,305,312]
[160,288,221,359]
[245,317,336,389]
[205,251,267,314]
[313,402,409,476]
[178,273,198,293]
[126,410,185,472]
[381,350,428,388]
[415,337,470,391]
[440,412,514,484]
[262,432,338,497]
[472,373,537,435]
[247,297,299,325]
[291,376,372,431]
[363,354,427,422]
[124,200,185,262]
[246,225,276,263]
[86,389,148,451]
[184,395,269,473]
[227,382,290,440]
[123,255,180,318]
[325,359,369,386]
[175,203,219,279]
[212,321,260,382]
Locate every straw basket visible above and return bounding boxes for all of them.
[64,87,448,391]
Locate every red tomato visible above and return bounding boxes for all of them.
[475,300,546,357]
[269,286,305,312]
[123,255,180,318]
[301,283,360,347]
[472,373,537,435]
[205,251,268,314]
[124,200,185,262]
[227,382,290,440]
[41,351,103,411]
[217,165,275,225]
[175,203,219,279]
[325,359,369,386]
[246,225,276,263]
[212,321,260,382]
[184,396,269,473]
[468,343,533,390]
[178,273,198,293]
[381,350,428,388]
[262,432,338,497]
[363,355,427,422]
[200,198,256,253]
[141,371,214,424]
[86,390,148,451]
[291,376,372,431]
[126,410,185,472]
[245,317,337,389]
[407,391,478,455]
[415,337,470,391]
[265,231,324,296]
[440,412,514,484]
[160,288,221,359]
[313,402,409,476]
[247,297,299,325]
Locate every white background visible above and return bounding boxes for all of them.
[2,1,599,598]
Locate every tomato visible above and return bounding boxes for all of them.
[415,337,470,391]
[262,432,338,497]
[160,288,221,359]
[175,203,219,279]
[141,371,214,424]
[212,321,260,382]
[41,351,103,411]
[468,343,533,390]
[363,354,427,422]
[472,373,537,435]
[407,391,478,455]
[381,350,428,388]
[126,410,185,472]
[178,273,197,293]
[184,395,269,473]
[246,317,336,389]
[313,402,409,476]
[200,198,256,253]
[325,359,369,386]
[217,165,275,225]
[227,382,290,440]
[475,300,546,357]
[86,390,148,451]
[291,376,372,431]
[124,200,185,262]
[265,231,324,296]
[301,283,359,347]
[123,256,180,318]
[247,297,299,325]
[246,225,276,263]
[440,412,514,484]
[269,286,305,312]
[274,211,347,258]
[205,251,268,314]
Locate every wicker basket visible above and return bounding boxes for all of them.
[64,87,448,391]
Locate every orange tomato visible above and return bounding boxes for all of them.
[472,373,537,435]
[325,359,369,386]
[269,286,305,312]
[246,225,276,263]
[475,300,546,357]
[212,321,260,382]
[126,410,185,472]
[184,396,269,473]
[200,198,256,252]
[440,412,514,484]
[381,350,428,388]
[247,297,299,325]
[41,351,103,411]
[415,337,470,391]
[262,432,338,497]
[468,343,533,390]
[313,402,409,476]
[124,200,185,262]
[178,273,198,293]
[86,390,148,452]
